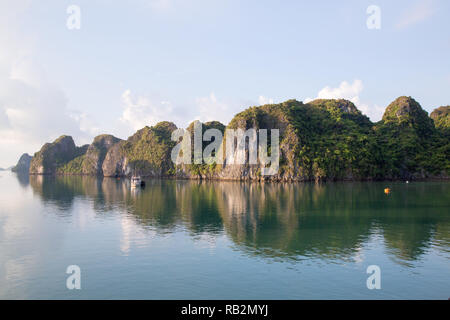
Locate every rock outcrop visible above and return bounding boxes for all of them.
[210,99,375,181]
[11,153,32,173]
[307,98,361,115]
[430,106,450,132]
[102,122,177,177]
[23,96,450,181]
[375,97,446,179]
[82,134,122,175]
[28,134,120,175]
[29,136,85,175]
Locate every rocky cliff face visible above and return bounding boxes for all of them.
[24,96,450,181]
[82,135,121,175]
[102,122,177,177]
[430,106,450,133]
[29,136,82,174]
[173,97,448,181]
[214,101,301,181]
[173,120,226,179]
[211,99,375,182]
[382,96,435,137]
[307,99,361,115]
[55,134,121,175]
[29,134,120,175]
[375,97,446,179]
[174,98,378,181]
[12,153,32,173]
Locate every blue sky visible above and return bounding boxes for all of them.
[0,0,449,167]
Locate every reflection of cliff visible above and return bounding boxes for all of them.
[434,223,450,252]
[210,182,450,262]
[30,175,78,210]
[123,180,179,229]
[176,181,223,234]
[213,182,375,260]
[14,171,30,188]
[379,183,450,261]
[27,175,450,264]
[30,175,102,210]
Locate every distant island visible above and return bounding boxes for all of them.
[14,96,450,182]
[11,153,32,173]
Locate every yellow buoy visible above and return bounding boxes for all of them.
[384,188,391,194]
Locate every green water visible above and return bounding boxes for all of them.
[0,172,449,299]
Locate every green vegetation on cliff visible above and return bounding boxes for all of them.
[375,97,446,177]
[30,135,85,174]
[224,99,379,180]
[57,154,86,174]
[27,96,450,181]
[56,134,122,175]
[81,134,122,175]
[429,105,450,174]
[214,96,449,180]
[30,134,120,175]
[123,121,177,173]
[182,120,226,177]
[287,99,379,180]
[102,121,178,177]
[431,106,450,133]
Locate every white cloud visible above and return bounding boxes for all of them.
[0,2,95,167]
[194,92,236,125]
[258,96,274,105]
[396,0,435,29]
[357,103,385,122]
[119,90,246,133]
[305,80,384,122]
[69,111,101,138]
[120,89,178,131]
[0,58,93,166]
[305,79,363,104]
[119,90,275,132]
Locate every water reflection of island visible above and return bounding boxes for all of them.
[14,171,30,188]
[27,175,450,264]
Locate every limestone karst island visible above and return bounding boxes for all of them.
[12,96,450,182]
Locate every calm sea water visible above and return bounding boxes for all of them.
[0,171,448,299]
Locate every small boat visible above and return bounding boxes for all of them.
[131,175,145,188]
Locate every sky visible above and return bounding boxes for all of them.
[0,0,449,167]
